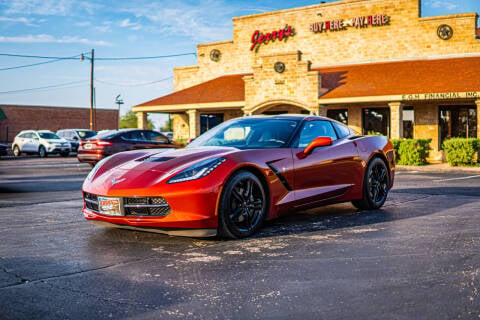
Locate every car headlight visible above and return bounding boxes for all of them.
[87,157,109,181]
[167,157,226,184]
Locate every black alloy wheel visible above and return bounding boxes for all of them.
[38,146,47,158]
[13,146,20,157]
[218,171,267,239]
[352,157,389,210]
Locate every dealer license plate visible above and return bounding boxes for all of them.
[98,197,122,216]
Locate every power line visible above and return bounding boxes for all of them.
[95,53,196,60]
[0,53,83,71]
[0,52,196,61]
[95,76,173,87]
[0,80,88,94]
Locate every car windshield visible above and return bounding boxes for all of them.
[38,132,60,139]
[187,118,299,149]
[94,130,117,139]
[77,130,96,139]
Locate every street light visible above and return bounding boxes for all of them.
[115,94,124,130]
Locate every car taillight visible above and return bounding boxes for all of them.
[96,140,113,146]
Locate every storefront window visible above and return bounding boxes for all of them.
[439,106,477,149]
[327,109,348,124]
[362,108,390,136]
[200,113,224,134]
[403,107,414,139]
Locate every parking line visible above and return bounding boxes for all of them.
[433,174,480,182]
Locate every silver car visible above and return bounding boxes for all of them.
[12,130,71,158]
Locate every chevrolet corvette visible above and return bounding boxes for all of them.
[82,115,395,238]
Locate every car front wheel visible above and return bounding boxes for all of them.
[218,171,267,239]
[38,146,47,158]
[352,157,389,210]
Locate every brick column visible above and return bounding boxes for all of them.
[136,112,148,129]
[389,102,403,139]
[186,109,198,139]
[476,100,480,139]
[314,105,327,117]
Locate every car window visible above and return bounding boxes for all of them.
[122,131,143,141]
[38,132,60,139]
[77,130,96,139]
[297,120,337,148]
[332,121,352,139]
[18,133,29,138]
[143,131,169,143]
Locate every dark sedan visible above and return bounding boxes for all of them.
[77,129,177,166]
[0,143,7,157]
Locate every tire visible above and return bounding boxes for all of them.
[352,157,389,210]
[38,146,47,158]
[218,171,267,239]
[60,151,70,157]
[13,146,20,157]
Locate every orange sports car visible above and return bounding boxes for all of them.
[82,115,395,238]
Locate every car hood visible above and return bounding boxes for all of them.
[115,146,237,173]
[43,138,68,143]
[86,146,238,192]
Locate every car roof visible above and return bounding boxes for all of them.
[241,114,330,121]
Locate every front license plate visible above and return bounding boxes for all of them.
[84,143,92,149]
[98,197,122,216]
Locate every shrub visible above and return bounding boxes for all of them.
[442,138,480,166]
[392,139,432,165]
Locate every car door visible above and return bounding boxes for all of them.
[120,131,143,150]
[142,130,172,148]
[292,120,362,207]
[21,132,35,152]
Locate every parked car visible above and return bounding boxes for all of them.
[0,143,7,158]
[77,129,176,166]
[82,115,395,238]
[57,129,96,152]
[161,131,173,140]
[12,130,71,157]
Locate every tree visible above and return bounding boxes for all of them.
[119,111,153,129]
[159,115,173,132]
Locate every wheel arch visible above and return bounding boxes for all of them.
[220,164,272,221]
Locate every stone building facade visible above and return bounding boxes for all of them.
[133,0,480,161]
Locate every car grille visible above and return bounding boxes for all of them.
[84,192,99,212]
[83,193,171,217]
[124,197,171,217]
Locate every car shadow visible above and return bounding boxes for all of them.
[252,186,480,239]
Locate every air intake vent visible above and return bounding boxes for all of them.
[141,156,175,162]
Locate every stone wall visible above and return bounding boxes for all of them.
[174,0,480,90]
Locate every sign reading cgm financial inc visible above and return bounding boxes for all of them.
[402,92,480,101]
[310,14,390,33]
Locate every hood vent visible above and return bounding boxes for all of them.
[141,156,176,163]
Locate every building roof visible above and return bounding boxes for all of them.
[135,56,480,109]
[135,74,248,107]
[316,56,480,99]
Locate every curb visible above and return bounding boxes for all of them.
[397,164,480,173]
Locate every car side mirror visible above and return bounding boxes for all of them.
[298,137,332,158]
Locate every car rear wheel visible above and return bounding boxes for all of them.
[218,171,267,239]
[38,146,47,158]
[352,157,389,210]
[13,146,20,157]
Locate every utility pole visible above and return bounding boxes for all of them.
[115,94,124,130]
[89,49,95,131]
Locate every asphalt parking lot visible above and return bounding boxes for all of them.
[0,156,479,319]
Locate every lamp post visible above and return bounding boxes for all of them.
[115,94,124,130]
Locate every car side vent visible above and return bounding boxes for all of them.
[142,156,176,162]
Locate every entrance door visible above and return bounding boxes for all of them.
[439,105,477,148]
[200,114,224,134]
[362,108,390,136]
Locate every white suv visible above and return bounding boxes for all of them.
[12,130,71,158]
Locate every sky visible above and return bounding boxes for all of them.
[0,0,478,129]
